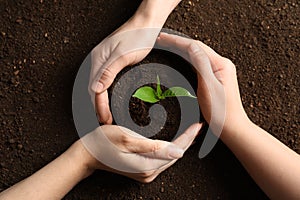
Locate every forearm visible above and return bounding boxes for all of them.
[0,141,94,200]
[133,0,182,27]
[221,119,300,199]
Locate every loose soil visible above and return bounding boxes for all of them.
[0,0,299,199]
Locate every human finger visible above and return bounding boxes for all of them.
[158,32,224,64]
[91,28,159,94]
[157,33,217,82]
[116,126,185,160]
[172,123,202,151]
[90,48,128,94]
[95,90,113,124]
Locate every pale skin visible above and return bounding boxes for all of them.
[0,124,202,200]
[156,33,300,200]
[1,35,299,199]
[0,0,190,199]
[1,0,300,200]
[90,0,183,124]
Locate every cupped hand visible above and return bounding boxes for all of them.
[81,123,202,183]
[88,16,161,124]
[156,33,249,134]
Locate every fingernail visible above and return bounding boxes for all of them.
[190,43,201,53]
[92,82,103,93]
[168,146,184,159]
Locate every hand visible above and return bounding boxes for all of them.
[156,33,249,135]
[89,26,159,124]
[81,123,202,183]
[89,0,181,124]
[157,33,300,200]
[0,123,201,200]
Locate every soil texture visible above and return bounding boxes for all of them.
[0,0,299,199]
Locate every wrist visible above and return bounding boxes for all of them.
[69,140,99,179]
[220,113,253,142]
[133,0,181,27]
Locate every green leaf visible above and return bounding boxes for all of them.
[156,75,162,98]
[162,87,197,98]
[132,86,159,103]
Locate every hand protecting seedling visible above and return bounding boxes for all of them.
[81,123,202,183]
[88,23,161,125]
[156,32,247,137]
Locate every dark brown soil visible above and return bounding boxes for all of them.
[0,0,299,199]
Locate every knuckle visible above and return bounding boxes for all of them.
[140,176,155,183]
[141,179,152,184]
[188,43,206,57]
[143,175,156,183]
[221,57,234,67]
[150,141,160,152]
[120,134,131,146]
[221,57,236,71]
[140,171,153,178]
[101,67,115,81]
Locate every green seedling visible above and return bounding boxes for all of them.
[132,75,196,103]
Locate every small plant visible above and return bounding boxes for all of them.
[132,75,196,103]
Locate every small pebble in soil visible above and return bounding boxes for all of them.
[14,70,19,75]
[32,97,40,103]
[16,18,23,24]
[8,138,15,144]
[17,144,23,149]
[160,187,165,193]
[248,81,255,87]
[63,37,70,44]
[10,77,19,85]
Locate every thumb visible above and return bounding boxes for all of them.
[91,28,160,94]
[141,123,203,160]
[131,139,185,160]
[172,123,203,151]
[91,52,129,94]
[117,126,185,160]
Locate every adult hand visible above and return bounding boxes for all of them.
[89,0,182,124]
[157,33,300,200]
[81,123,202,183]
[0,123,202,200]
[157,33,249,135]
